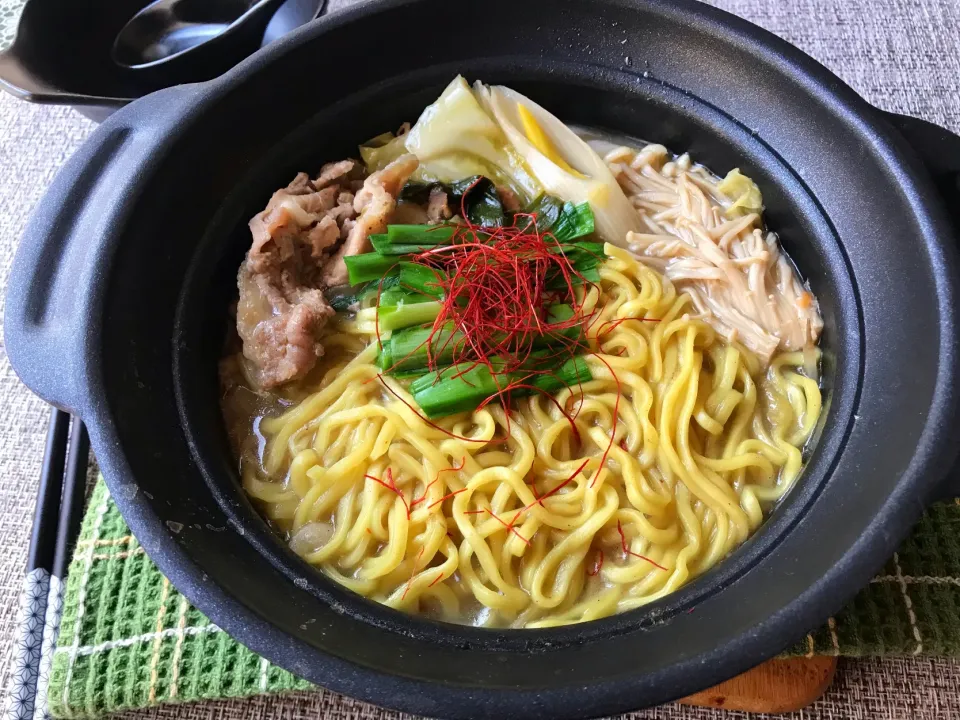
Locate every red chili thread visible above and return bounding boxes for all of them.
[401,546,426,601]
[524,458,590,512]
[595,315,661,340]
[364,468,410,516]
[595,316,633,339]
[409,479,437,511]
[377,375,491,443]
[428,572,444,588]
[405,456,472,514]
[589,353,620,488]
[376,211,606,437]
[485,508,531,546]
[427,488,467,510]
[587,549,604,577]
[435,456,466,483]
[616,519,667,571]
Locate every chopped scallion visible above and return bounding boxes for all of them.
[409,355,593,419]
[386,224,456,245]
[344,253,401,285]
[377,301,444,332]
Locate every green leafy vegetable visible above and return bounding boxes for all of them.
[448,176,505,227]
[529,355,592,395]
[399,262,446,298]
[399,183,436,205]
[410,362,506,418]
[377,300,444,332]
[387,224,457,245]
[399,176,505,228]
[380,323,459,373]
[371,238,439,255]
[521,194,565,232]
[552,201,596,242]
[343,253,402,285]
[369,222,459,255]
[328,292,361,312]
[516,196,595,242]
[377,284,431,307]
[409,355,593,418]
[379,304,579,374]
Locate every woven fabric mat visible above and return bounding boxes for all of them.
[3,0,960,719]
[43,478,960,718]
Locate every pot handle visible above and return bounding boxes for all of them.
[3,86,195,415]
[882,112,960,500]
[882,111,960,221]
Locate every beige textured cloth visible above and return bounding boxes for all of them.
[1,0,960,717]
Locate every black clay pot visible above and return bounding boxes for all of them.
[7,1,960,718]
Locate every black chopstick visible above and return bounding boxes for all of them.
[29,410,70,573]
[53,420,90,580]
[7,409,68,720]
[6,410,89,720]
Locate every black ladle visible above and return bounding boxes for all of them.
[261,0,326,47]
[112,0,321,70]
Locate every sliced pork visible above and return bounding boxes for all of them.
[236,154,421,387]
[321,154,419,286]
[237,161,364,388]
[426,187,453,224]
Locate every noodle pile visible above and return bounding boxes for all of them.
[235,241,821,628]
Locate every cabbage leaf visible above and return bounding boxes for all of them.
[473,82,640,245]
[368,76,542,202]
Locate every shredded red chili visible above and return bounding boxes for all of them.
[380,206,605,431]
[587,549,604,576]
[616,519,667,571]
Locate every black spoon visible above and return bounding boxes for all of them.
[261,0,327,47]
[113,0,293,70]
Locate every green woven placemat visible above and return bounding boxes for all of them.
[46,479,960,719]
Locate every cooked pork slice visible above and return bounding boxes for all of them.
[305,216,341,257]
[339,217,357,242]
[236,267,335,388]
[322,154,420,287]
[237,161,366,388]
[427,187,453,224]
[496,185,522,213]
[315,159,357,189]
[248,186,338,269]
[391,202,430,225]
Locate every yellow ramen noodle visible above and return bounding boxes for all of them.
[230,244,821,628]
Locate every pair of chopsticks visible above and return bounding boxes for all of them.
[4,409,89,720]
